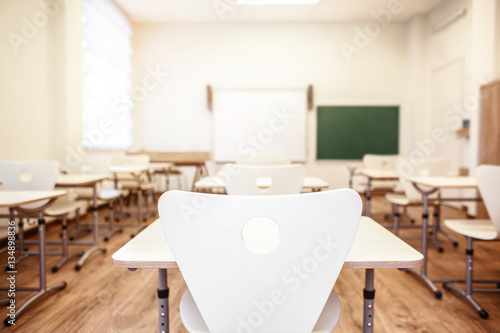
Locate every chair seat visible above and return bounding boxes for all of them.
[75,188,125,201]
[99,188,121,200]
[120,180,155,191]
[45,199,87,217]
[179,289,341,333]
[353,183,396,195]
[384,193,439,207]
[384,193,412,206]
[444,219,499,241]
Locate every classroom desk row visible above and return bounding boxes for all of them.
[0,190,74,326]
[0,173,115,325]
[112,217,423,333]
[354,169,481,299]
[193,175,329,193]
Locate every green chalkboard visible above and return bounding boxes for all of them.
[316,106,399,160]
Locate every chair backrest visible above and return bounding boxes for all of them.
[224,163,305,195]
[158,189,361,332]
[362,154,399,170]
[82,154,113,174]
[476,165,500,234]
[111,154,151,183]
[81,155,115,190]
[418,157,450,177]
[395,157,450,202]
[0,160,59,209]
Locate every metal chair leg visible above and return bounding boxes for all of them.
[443,237,489,319]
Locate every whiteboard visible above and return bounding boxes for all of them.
[212,89,307,162]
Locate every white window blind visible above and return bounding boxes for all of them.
[82,0,133,149]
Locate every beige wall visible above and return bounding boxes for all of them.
[1,1,498,190]
[130,22,409,188]
[0,0,52,160]
[0,0,82,166]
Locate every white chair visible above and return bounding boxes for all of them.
[111,154,155,232]
[362,154,399,170]
[77,155,126,242]
[0,160,87,272]
[158,189,362,332]
[385,157,456,251]
[224,163,306,195]
[192,161,225,194]
[352,154,399,194]
[443,164,500,319]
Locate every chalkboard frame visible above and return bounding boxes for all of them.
[316,106,399,160]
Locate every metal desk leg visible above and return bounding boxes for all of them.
[3,212,66,326]
[432,202,458,249]
[130,189,146,238]
[363,269,375,333]
[158,269,169,333]
[349,167,355,189]
[407,187,442,299]
[365,177,372,217]
[76,183,106,270]
[52,213,84,272]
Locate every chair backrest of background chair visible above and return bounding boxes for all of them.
[0,160,59,209]
[395,157,450,202]
[224,163,305,195]
[81,155,115,191]
[82,155,113,174]
[418,157,450,177]
[158,189,361,332]
[111,154,151,183]
[362,154,399,170]
[476,165,500,237]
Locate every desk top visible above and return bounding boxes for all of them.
[149,162,174,171]
[0,190,67,207]
[57,174,108,187]
[357,168,399,180]
[407,176,477,189]
[109,165,150,174]
[112,217,423,270]
[128,151,211,165]
[194,176,329,191]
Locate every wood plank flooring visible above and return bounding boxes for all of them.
[1,194,500,332]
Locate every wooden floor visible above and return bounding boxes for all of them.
[1,193,500,332]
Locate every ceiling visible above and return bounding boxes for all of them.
[114,0,446,23]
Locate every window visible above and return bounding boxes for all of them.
[82,0,133,149]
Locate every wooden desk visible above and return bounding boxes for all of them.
[56,174,108,270]
[194,176,329,193]
[406,176,478,299]
[0,190,67,326]
[113,217,423,333]
[357,169,399,217]
[127,151,211,191]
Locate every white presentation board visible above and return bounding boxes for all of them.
[212,89,307,162]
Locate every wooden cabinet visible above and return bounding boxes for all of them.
[479,80,500,165]
[478,80,500,217]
